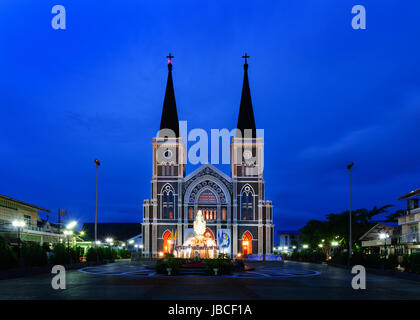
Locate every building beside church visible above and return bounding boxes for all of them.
[142,55,274,258]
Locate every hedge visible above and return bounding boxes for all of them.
[0,236,18,270]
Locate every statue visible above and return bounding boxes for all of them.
[193,210,206,236]
[176,209,219,259]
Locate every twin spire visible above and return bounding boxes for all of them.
[159,53,256,138]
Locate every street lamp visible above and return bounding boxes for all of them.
[347,161,354,263]
[302,244,309,249]
[94,159,101,247]
[63,230,73,254]
[66,221,77,230]
[12,220,25,265]
[379,232,389,258]
[106,237,113,247]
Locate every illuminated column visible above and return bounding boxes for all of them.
[152,224,157,257]
[266,225,271,254]
[233,224,238,256]
[258,225,263,255]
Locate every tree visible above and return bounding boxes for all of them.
[385,209,405,222]
[299,205,393,251]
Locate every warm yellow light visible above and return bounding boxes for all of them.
[159,252,164,257]
[237,253,242,257]
[80,231,85,236]
[303,244,309,249]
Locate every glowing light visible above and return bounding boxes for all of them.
[318,244,323,248]
[303,244,309,249]
[12,220,25,228]
[66,221,77,229]
[64,230,73,236]
[379,233,389,240]
[159,251,164,257]
[80,231,85,236]
[95,240,101,245]
[237,253,242,257]
[331,241,339,246]
[129,240,135,244]
[139,244,144,249]
[106,237,113,243]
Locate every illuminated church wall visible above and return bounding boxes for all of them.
[141,55,274,259]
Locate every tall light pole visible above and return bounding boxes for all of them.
[12,220,25,266]
[94,159,101,247]
[347,161,354,262]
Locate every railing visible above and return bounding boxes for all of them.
[400,232,420,244]
[0,223,62,236]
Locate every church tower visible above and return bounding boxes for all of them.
[231,54,273,256]
[143,54,186,258]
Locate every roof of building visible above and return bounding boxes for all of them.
[236,57,256,139]
[159,55,179,137]
[0,194,50,212]
[359,223,400,241]
[277,230,300,235]
[398,188,420,200]
[81,223,142,242]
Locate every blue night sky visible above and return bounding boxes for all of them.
[1,1,419,232]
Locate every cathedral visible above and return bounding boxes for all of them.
[142,54,274,258]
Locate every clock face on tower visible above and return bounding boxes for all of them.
[243,149,253,160]
[164,149,172,159]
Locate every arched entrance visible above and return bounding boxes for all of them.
[242,231,253,257]
[204,228,214,240]
[163,230,173,254]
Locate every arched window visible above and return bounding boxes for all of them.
[162,185,175,219]
[198,190,217,203]
[241,186,254,221]
[242,231,253,256]
[163,230,172,253]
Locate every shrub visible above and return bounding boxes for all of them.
[70,246,82,263]
[22,243,48,267]
[289,250,326,263]
[407,252,420,274]
[86,247,104,262]
[155,254,183,274]
[0,236,18,270]
[205,257,234,275]
[384,253,399,270]
[331,251,348,265]
[50,244,71,265]
[103,247,117,260]
[117,249,131,259]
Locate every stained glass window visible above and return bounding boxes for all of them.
[198,190,217,204]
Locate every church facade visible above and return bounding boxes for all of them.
[142,55,274,258]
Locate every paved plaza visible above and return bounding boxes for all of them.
[0,260,419,300]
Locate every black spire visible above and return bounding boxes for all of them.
[159,53,179,137]
[236,53,256,138]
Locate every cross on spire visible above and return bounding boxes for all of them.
[166,52,174,64]
[242,52,250,65]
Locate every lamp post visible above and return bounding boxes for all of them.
[94,159,100,247]
[65,221,77,263]
[64,230,73,252]
[347,162,354,263]
[12,220,25,266]
[379,232,389,258]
